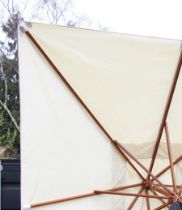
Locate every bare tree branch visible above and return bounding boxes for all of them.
[0,63,19,132]
[0,100,20,132]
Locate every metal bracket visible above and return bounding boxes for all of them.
[19,21,32,33]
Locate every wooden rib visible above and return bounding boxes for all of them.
[154,201,171,210]
[150,189,166,205]
[148,49,182,179]
[127,187,144,210]
[25,31,145,181]
[95,190,170,199]
[114,140,173,195]
[154,184,181,188]
[31,192,95,208]
[165,122,177,193]
[146,190,151,210]
[25,32,113,143]
[31,183,142,208]
[152,156,182,180]
[113,141,145,180]
[151,184,172,197]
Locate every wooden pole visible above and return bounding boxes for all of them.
[152,184,172,197]
[154,201,171,210]
[154,184,181,188]
[148,49,182,179]
[113,141,145,180]
[94,190,170,199]
[31,183,142,208]
[152,156,182,180]
[165,122,177,193]
[127,187,144,210]
[150,190,166,205]
[146,190,151,210]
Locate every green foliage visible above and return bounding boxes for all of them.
[0,12,20,158]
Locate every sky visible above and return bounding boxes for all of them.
[0,0,182,41]
[74,0,182,40]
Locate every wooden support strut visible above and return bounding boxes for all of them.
[154,184,182,188]
[148,49,182,179]
[151,156,182,181]
[94,190,170,199]
[150,190,166,205]
[165,122,177,194]
[151,184,173,197]
[145,189,151,210]
[127,187,144,210]
[25,31,114,142]
[30,183,142,208]
[154,201,171,210]
[113,141,145,180]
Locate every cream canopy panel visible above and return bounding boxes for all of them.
[27,23,182,158]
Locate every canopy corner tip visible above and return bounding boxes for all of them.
[19,21,32,33]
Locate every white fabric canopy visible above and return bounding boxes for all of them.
[19,22,182,210]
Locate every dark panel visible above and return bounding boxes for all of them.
[169,202,182,210]
[1,185,20,210]
[1,160,20,210]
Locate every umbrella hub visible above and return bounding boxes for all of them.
[141,180,182,203]
[142,179,150,190]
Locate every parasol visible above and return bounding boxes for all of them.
[19,22,182,210]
